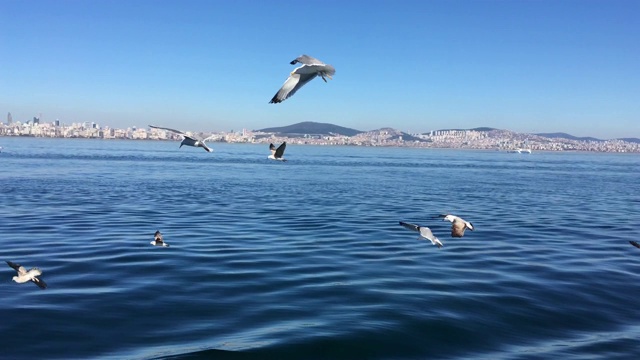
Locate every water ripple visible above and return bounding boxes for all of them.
[1,138,639,359]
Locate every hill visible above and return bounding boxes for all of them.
[535,132,602,142]
[618,137,640,144]
[257,121,363,136]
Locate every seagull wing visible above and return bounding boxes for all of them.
[6,261,26,275]
[149,125,186,136]
[269,72,319,103]
[630,241,640,249]
[32,277,47,289]
[399,221,420,233]
[418,227,443,248]
[451,220,467,237]
[200,142,213,152]
[275,142,286,158]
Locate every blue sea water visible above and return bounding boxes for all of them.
[0,137,639,360]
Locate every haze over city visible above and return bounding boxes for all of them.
[1,0,638,139]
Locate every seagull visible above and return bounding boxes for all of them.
[6,261,47,289]
[151,230,169,247]
[269,55,335,103]
[268,142,287,161]
[399,221,443,248]
[436,214,475,238]
[630,241,640,249]
[149,125,213,152]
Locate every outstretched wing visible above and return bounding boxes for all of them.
[399,221,420,233]
[32,277,47,289]
[630,241,640,249]
[6,261,26,275]
[275,142,286,158]
[200,142,213,152]
[149,125,186,136]
[270,72,319,103]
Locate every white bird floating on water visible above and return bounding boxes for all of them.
[399,221,444,248]
[269,55,335,104]
[268,142,287,161]
[151,230,169,247]
[149,125,213,152]
[6,261,47,289]
[436,214,475,238]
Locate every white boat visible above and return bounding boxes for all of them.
[508,148,532,154]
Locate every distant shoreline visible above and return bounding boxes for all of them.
[1,135,638,154]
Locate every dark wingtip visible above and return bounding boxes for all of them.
[290,60,298,65]
[34,278,47,289]
[630,241,640,249]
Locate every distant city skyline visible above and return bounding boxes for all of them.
[1,114,636,142]
[2,119,639,154]
[1,1,638,139]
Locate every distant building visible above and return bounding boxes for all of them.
[33,116,40,125]
[7,112,12,124]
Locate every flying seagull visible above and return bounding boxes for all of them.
[149,125,213,152]
[268,142,287,161]
[269,55,335,103]
[399,221,443,248]
[630,241,640,249]
[436,214,475,238]
[6,261,47,289]
[151,230,169,247]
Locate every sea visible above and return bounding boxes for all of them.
[1,137,639,360]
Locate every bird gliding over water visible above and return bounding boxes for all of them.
[149,125,213,152]
[6,261,47,289]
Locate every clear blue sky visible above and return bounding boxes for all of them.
[1,0,638,138]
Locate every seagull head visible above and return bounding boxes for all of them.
[12,276,19,283]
